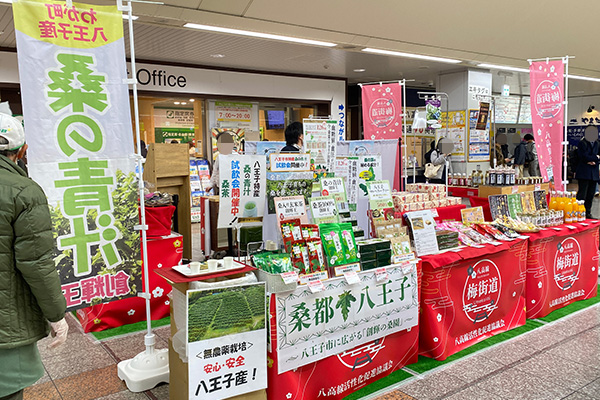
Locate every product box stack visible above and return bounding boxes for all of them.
[393,184,462,213]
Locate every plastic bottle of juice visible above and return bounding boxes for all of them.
[549,191,557,210]
[579,200,587,221]
[556,191,565,222]
[564,193,573,223]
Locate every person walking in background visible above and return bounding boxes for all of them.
[281,122,303,152]
[575,133,600,219]
[0,114,68,400]
[509,137,527,178]
[524,134,540,176]
[429,140,451,184]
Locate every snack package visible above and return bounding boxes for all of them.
[281,218,302,251]
[269,253,294,274]
[301,224,320,240]
[251,251,271,272]
[320,223,346,267]
[306,239,326,272]
[291,240,310,274]
[339,222,359,263]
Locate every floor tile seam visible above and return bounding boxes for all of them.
[100,340,122,363]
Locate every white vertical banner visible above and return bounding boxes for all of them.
[303,119,337,174]
[218,154,266,228]
[13,0,141,310]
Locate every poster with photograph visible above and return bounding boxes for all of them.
[187,283,267,400]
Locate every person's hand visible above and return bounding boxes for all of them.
[588,161,596,166]
[49,318,68,349]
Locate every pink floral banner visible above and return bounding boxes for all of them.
[361,83,403,140]
[529,60,565,190]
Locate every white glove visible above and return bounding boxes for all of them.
[49,318,69,349]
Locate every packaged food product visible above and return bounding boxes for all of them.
[301,224,320,240]
[320,224,346,267]
[306,239,326,272]
[291,240,310,274]
[281,219,302,251]
[339,222,359,263]
[269,253,294,274]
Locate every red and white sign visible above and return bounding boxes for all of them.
[529,60,565,190]
[419,239,527,360]
[526,224,599,319]
[361,83,403,140]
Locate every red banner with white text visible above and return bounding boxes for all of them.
[419,239,528,360]
[529,60,565,190]
[361,83,403,140]
[525,222,599,319]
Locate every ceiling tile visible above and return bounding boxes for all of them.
[198,0,252,16]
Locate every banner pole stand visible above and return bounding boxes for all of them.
[116,0,169,392]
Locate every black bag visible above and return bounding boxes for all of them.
[568,146,579,172]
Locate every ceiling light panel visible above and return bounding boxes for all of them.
[362,48,461,64]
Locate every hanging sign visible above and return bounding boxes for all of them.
[529,60,565,190]
[357,155,383,197]
[310,196,339,224]
[361,83,403,140]
[468,109,490,162]
[303,119,337,175]
[321,177,349,213]
[214,101,255,129]
[13,0,141,311]
[367,180,393,211]
[187,283,267,400]
[218,154,266,228]
[269,153,311,172]
[476,102,490,130]
[439,111,466,160]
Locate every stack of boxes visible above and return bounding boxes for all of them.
[393,184,462,213]
[357,239,392,270]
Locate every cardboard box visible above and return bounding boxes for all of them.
[478,183,549,199]
[168,280,267,400]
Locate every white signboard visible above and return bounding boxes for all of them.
[310,196,339,224]
[214,101,256,129]
[269,153,311,172]
[303,119,337,173]
[405,210,439,256]
[321,177,349,213]
[274,196,308,226]
[275,264,419,373]
[357,155,383,197]
[154,108,194,128]
[218,154,266,228]
[187,283,267,399]
[335,156,359,211]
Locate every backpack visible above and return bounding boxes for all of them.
[525,145,535,162]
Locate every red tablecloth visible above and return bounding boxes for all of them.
[448,186,479,198]
[266,265,422,400]
[76,233,183,332]
[155,262,255,284]
[525,221,600,319]
[419,238,527,360]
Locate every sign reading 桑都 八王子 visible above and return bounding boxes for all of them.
[13,0,142,311]
[275,263,419,373]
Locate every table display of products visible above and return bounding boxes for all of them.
[525,221,600,319]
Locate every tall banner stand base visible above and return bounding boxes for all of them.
[117,347,169,392]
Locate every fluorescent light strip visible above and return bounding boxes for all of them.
[477,63,529,73]
[479,64,600,82]
[0,0,12,4]
[362,48,461,64]
[122,14,139,20]
[183,23,336,47]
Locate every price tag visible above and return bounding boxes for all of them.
[308,280,324,293]
[343,271,361,285]
[552,227,562,231]
[375,267,388,282]
[566,225,576,230]
[298,271,329,285]
[517,235,530,239]
[490,241,502,246]
[581,222,589,227]
[512,186,519,194]
[334,263,361,277]
[450,248,463,252]
[280,271,298,285]
[472,244,485,248]
[535,184,541,191]
[401,262,414,275]
[431,208,439,218]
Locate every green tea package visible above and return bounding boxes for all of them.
[320,223,345,267]
[290,240,310,274]
[339,222,359,263]
[251,251,272,272]
[306,238,326,272]
[269,253,294,274]
[281,218,302,252]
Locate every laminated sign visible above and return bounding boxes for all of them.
[13,0,141,310]
[218,154,266,228]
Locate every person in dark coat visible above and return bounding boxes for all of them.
[576,136,600,219]
[510,139,527,178]
[424,141,435,165]
[281,122,303,152]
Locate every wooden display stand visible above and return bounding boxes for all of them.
[478,183,549,198]
[143,143,192,260]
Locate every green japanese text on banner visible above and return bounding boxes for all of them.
[13,0,141,311]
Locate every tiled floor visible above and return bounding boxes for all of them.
[22,302,600,400]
